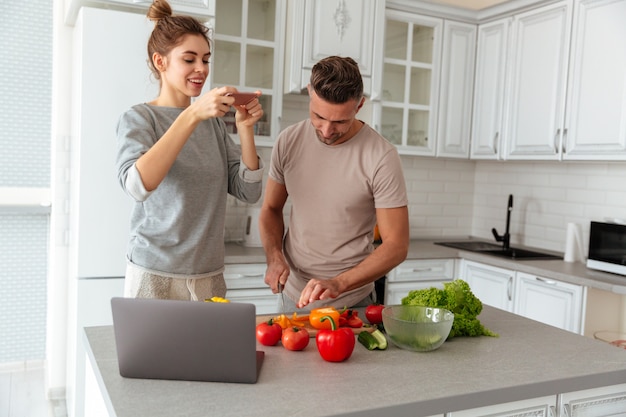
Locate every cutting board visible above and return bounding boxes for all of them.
[256,314,376,337]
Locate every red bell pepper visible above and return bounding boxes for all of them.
[315,315,356,362]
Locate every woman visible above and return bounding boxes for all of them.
[115,0,264,301]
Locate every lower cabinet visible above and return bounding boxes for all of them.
[385,259,457,304]
[450,395,555,417]
[448,383,626,417]
[560,383,626,417]
[461,260,515,312]
[515,271,586,334]
[460,260,586,334]
[223,263,277,315]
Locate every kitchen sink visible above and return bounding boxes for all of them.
[435,241,562,260]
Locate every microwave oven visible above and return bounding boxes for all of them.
[587,221,626,276]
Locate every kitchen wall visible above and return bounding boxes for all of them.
[225,95,626,258]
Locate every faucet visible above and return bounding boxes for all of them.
[492,194,513,250]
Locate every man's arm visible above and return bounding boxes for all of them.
[259,178,290,293]
[297,206,409,307]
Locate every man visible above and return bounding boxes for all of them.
[259,56,409,310]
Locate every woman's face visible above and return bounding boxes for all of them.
[156,33,211,103]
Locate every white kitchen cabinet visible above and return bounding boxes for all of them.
[470,18,511,160]
[377,10,443,156]
[212,0,285,145]
[504,0,573,160]
[385,258,456,304]
[461,260,515,312]
[514,272,586,334]
[283,0,385,99]
[450,395,555,417]
[562,0,626,160]
[560,383,626,416]
[223,263,277,314]
[436,20,477,158]
[64,0,215,25]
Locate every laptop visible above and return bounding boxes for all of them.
[110,297,264,384]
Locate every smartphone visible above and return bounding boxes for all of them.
[226,92,258,106]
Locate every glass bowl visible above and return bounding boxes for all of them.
[382,305,454,352]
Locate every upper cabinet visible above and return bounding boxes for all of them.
[376,10,443,156]
[472,0,626,161]
[64,0,215,25]
[470,18,511,159]
[436,21,477,158]
[504,0,573,160]
[563,0,626,160]
[283,0,385,99]
[375,9,476,157]
[211,0,286,145]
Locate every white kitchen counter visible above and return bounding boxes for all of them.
[224,240,626,296]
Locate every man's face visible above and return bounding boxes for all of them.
[308,88,363,146]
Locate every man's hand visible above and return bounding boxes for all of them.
[264,257,290,293]
[297,278,341,308]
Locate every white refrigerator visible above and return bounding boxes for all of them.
[66,7,158,417]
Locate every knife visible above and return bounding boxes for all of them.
[278,282,285,315]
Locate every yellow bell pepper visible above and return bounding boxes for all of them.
[204,296,230,303]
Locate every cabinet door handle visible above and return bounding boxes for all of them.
[412,267,435,272]
[535,276,556,285]
[231,273,264,279]
[562,128,568,154]
[507,276,513,301]
[555,128,561,153]
[493,131,499,154]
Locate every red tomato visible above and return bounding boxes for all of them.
[256,319,283,346]
[281,326,310,351]
[365,304,385,325]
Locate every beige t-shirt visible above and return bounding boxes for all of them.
[269,120,408,308]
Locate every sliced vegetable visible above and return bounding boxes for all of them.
[315,315,355,362]
[339,309,364,328]
[272,314,292,329]
[358,329,388,350]
[281,326,310,351]
[291,312,309,327]
[310,307,341,330]
[256,319,283,346]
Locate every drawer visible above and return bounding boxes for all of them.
[224,263,267,289]
[388,259,456,282]
[385,281,448,305]
[225,288,278,315]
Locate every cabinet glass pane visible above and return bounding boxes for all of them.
[382,63,405,102]
[215,0,242,37]
[213,41,241,85]
[412,25,434,63]
[256,95,272,136]
[407,109,429,147]
[245,45,273,88]
[223,95,272,136]
[247,0,275,41]
[381,107,403,145]
[385,20,408,59]
[409,67,430,105]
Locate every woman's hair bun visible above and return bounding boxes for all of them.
[147,0,173,23]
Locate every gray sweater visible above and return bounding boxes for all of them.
[115,104,263,276]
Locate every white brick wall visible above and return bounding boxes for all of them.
[473,161,626,253]
[225,97,626,256]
